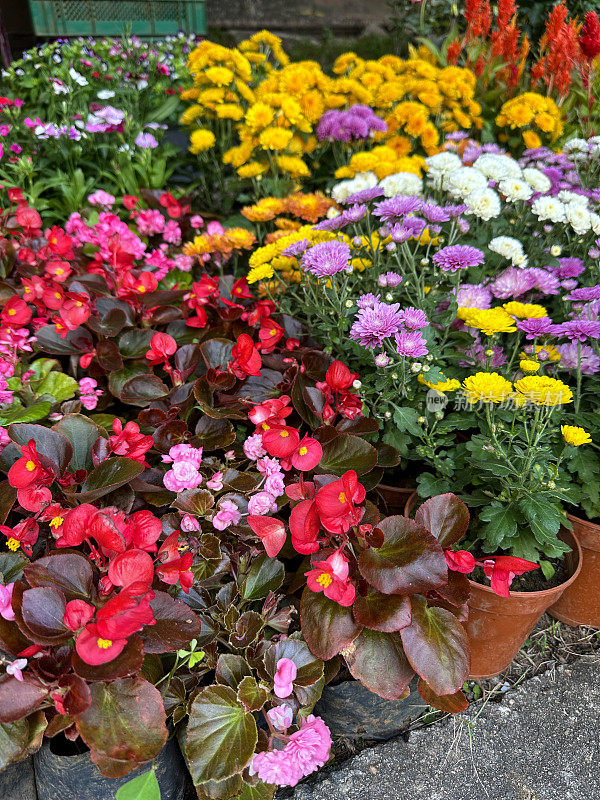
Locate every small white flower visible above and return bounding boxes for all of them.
[565,203,592,234]
[444,166,488,199]
[498,178,533,203]
[474,153,522,181]
[531,196,566,224]
[331,172,377,202]
[97,89,116,99]
[489,236,526,266]
[522,167,552,194]
[550,245,562,257]
[558,190,588,207]
[465,187,501,220]
[379,172,423,198]
[590,213,600,235]
[69,68,88,86]
[425,152,462,187]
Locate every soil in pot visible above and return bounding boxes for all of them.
[0,757,36,800]
[465,529,583,679]
[34,734,194,800]
[548,513,600,627]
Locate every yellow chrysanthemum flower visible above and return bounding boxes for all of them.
[519,359,540,373]
[514,376,573,406]
[259,127,293,151]
[457,307,517,336]
[462,372,514,404]
[561,426,592,446]
[503,302,548,319]
[247,264,275,284]
[189,129,216,153]
[418,375,461,392]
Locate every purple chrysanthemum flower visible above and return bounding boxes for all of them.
[395,330,428,358]
[459,342,506,368]
[378,271,403,288]
[443,204,469,217]
[313,216,347,232]
[389,223,413,244]
[342,187,384,205]
[557,319,600,342]
[526,268,560,295]
[357,292,381,310]
[557,342,600,375]
[490,268,537,299]
[342,204,367,223]
[432,244,485,273]
[456,284,492,309]
[567,286,600,302]
[301,241,351,277]
[402,217,427,237]
[552,257,586,279]
[281,238,310,257]
[401,307,428,330]
[516,317,556,339]
[372,195,421,221]
[350,302,404,349]
[420,203,451,222]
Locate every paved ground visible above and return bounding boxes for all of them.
[292,657,600,800]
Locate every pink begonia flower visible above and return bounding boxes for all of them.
[224,450,235,460]
[163,220,182,245]
[248,491,277,516]
[174,254,194,272]
[6,658,27,682]
[162,444,203,468]
[190,215,204,229]
[250,714,332,787]
[267,704,293,731]
[206,220,224,235]
[243,434,266,460]
[0,583,15,620]
[264,473,285,498]
[274,658,297,699]
[163,461,203,492]
[206,471,224,491]
[136,209,165,236]
[88,190,115,207]
[256,456,283,477]
[212,500,241,531]
[78,377,103,410]
[180,514,200,532]
[0,426,10,453]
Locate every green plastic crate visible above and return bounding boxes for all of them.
[27,0,206,38]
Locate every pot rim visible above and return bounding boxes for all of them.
[467,528,583,600]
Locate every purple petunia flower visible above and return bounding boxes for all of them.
[558,342,600,374]
[301,241,351,277]
[432,244,485,273]
[516,317,556,339]
[395,330,428,358]
[401,307,428,330]
[557,319,600,342]
[456,284,492,309]
[350,302,404,349]
[372,195,421,221]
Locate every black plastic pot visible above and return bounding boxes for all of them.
[34,735,194,800]
[0,756,37,800]
[315,677,427,741]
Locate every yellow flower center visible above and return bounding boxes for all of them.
[338,492,346,503]
[56,268,64,275]
[6,538,20,551]
[298,447,308,456]
[270,328,277,336]
[280,431,289,438]
[316,573,333,588]
[49,516,64,530]
[96,638,113,649]
[25,460,36,472]
[137,285,146,293]
[7,309,16,316]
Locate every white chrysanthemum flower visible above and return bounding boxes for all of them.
[531,196,566,223]
[465,187,501,220]
[488,236,527,266]
[331,171,378,203]
[499,178,533,203]
[379,172,423,198]
[590,213,600,235]
[565,203,592,234]
[558,190,589,207]
[522,167,552,194]
[444,167,488,199]
[425,152,462,187]
[474,153,522,181]
[563,138,589,153]
[326,206,341,219]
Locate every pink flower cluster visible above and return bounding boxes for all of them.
[243,436,287,518]
[162,444,203,492]
[78,377,103,410]
[250,715,332,787]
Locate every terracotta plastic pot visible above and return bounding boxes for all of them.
[465,529,583,679]
[376,484,416,514]
[548,514,600,627]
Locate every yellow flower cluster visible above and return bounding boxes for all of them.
[462,372,514,404]
[513,376,573,406]
[183,227,256,260]
[496,92,563,148]
[561,426,592,446]
[182,35,483,185]
[462,372,573,408]
[242,193,337,224]
[457,307,517,336]
[503,301,548,319]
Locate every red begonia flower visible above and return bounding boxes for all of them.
[247,515,286,557]
[306,550,355,607]
[146,332,177,365]
[481,555,539,597]
[314,470,365,534]
[76,622,127,665]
